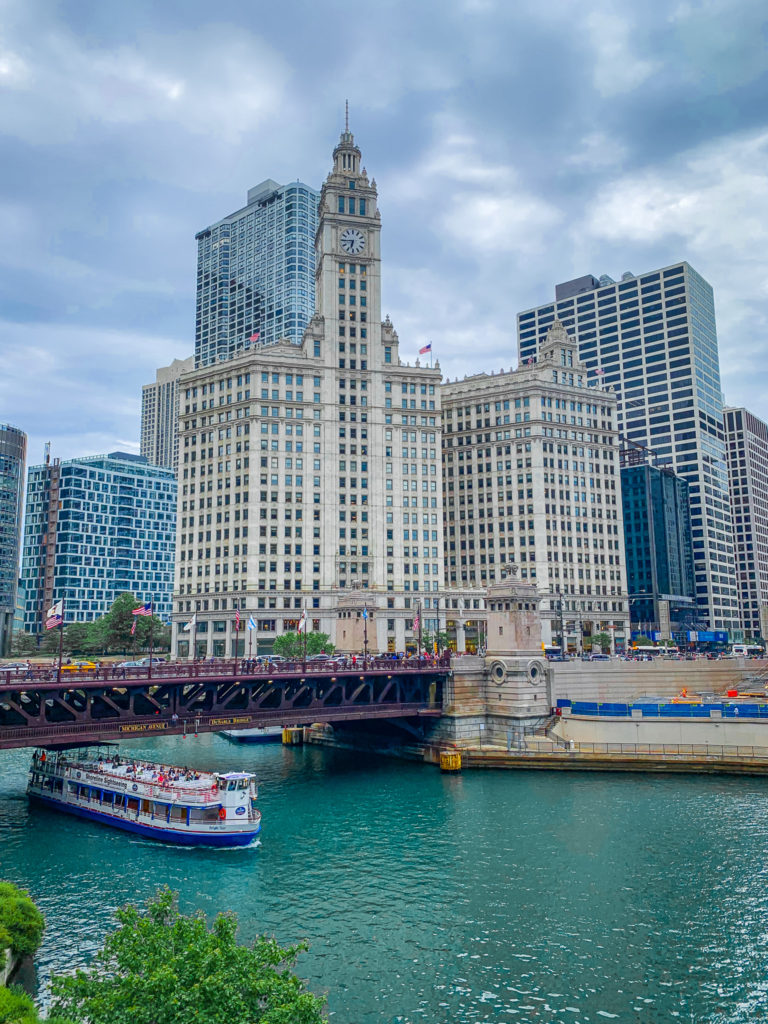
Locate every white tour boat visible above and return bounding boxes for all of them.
[27,747,261,847]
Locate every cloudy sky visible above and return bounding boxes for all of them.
[1,0,767,464]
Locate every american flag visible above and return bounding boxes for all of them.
[132,602,152,616]
[594,367,605,376]
[249,330,260,342]
[130,620,137,636]
[419,343,432,355]
[234,607,240,631]
[412,612,420,631]
[45,599,63,630]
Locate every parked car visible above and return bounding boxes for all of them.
[117,659,144,669]
[135,656,166,666]
[589,653,611,662]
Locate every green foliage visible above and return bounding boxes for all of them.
[0,883,44,959]
[0,985,73,1024]
[273,631,335,658]
[49,887,325,1024]
[591,632,612,652]
[421,631,450,653]
[9,633,36,657]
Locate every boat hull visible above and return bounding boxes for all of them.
[220,727,282,744]
[29,792,261,847]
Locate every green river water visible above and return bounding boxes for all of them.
[2,734,768,1023]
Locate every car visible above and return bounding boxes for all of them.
[589,653,611,661]
[117,659,144,669]
[135,656,166,666]
[60,661,98,673]
[307,653,333,661]
[0,663,30,673]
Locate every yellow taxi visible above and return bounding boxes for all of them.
[59,661,98,673]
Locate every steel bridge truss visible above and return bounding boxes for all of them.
[0,668,446,750]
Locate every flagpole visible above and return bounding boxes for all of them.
[363,605,369,668]
[302,606,307,672]
[148,601,154,680]
[233,605,239,676]
[417,599,422,657]
[57,598,64,685]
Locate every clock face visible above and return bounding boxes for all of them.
[340,228,365,255]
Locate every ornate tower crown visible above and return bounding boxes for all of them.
[331,101,363,177]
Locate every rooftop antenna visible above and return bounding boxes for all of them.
[345,99,349,132]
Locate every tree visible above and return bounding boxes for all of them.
[49,887,325,1024]
[273,631,335,658]
[38,629,61,656]
[0,984,74,1024]
[591,631,612,652]
[421,631,450,654]
[0,882,45,959]
[10,632,37,657]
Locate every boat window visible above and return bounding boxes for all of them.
[238,779,248,790]
[228,781,237,791]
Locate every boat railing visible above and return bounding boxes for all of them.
[35,760,220,804]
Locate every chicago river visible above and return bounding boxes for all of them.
[2,736,768,1022]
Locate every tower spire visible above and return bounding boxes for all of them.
[345,99,349,132]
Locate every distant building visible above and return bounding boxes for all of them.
[0,423,26,654]
[517,262,738,632]
[141,356,194,474]
[442,321,630,653]
[22,452,176,633]
[195,178,320,368]
[724,407,768,640]
[619,453,696,636]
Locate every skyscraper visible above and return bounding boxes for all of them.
[517,262,738,632]
[442,321,629,652]
[22,452,177,632]
[141,356,194,474]
[0,423,26,655]
[195,178,320,368]
[619,455,695,636]
[173,125,443,658]
[724,407,768,640]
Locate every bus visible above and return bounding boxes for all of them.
[629,645,680,659]
[730,644,764,658]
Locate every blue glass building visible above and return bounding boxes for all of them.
[195,178,319,368]
[21,452,176,633]
[620,460,696,633]
[517,262,738,632]
[0,423,26,655]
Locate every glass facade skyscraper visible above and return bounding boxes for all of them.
[195,179,319,368]
[22,452,177,633]
[620,460,695,633]
[517,262,738,631]
[0,423,26,655]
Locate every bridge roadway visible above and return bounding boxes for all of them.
[0,657,450,751]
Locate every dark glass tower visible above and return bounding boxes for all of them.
[195,179,319,368]
[0,423,26,655]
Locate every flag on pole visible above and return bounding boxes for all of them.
[298,608,307,633]
[249,331,260,342]
[183,612,197,633]
[130,620,137,636]
[234,607,241,631]
[593,367,605,376]
[362,606,368,620]
[419,343,432,355]
[45,599,63,630]
[412,612,419,631]
[132,602,152,617]
[247,615,256,631]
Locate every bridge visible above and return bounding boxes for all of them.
[0,658,450,751]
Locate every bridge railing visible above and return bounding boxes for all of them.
[0,654,451,688]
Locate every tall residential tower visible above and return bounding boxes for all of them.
[0,423,26,654]
[141,356,194,474]
[517,263,737,632]
[195,179,319,368]
[724,407,768,640]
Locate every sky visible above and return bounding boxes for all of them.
[1,0,767,465]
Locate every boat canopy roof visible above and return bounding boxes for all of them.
[218,772,253,780]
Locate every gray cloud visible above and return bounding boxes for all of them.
[0,0,767,464]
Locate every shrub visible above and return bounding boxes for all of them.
[0,885,44,959]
